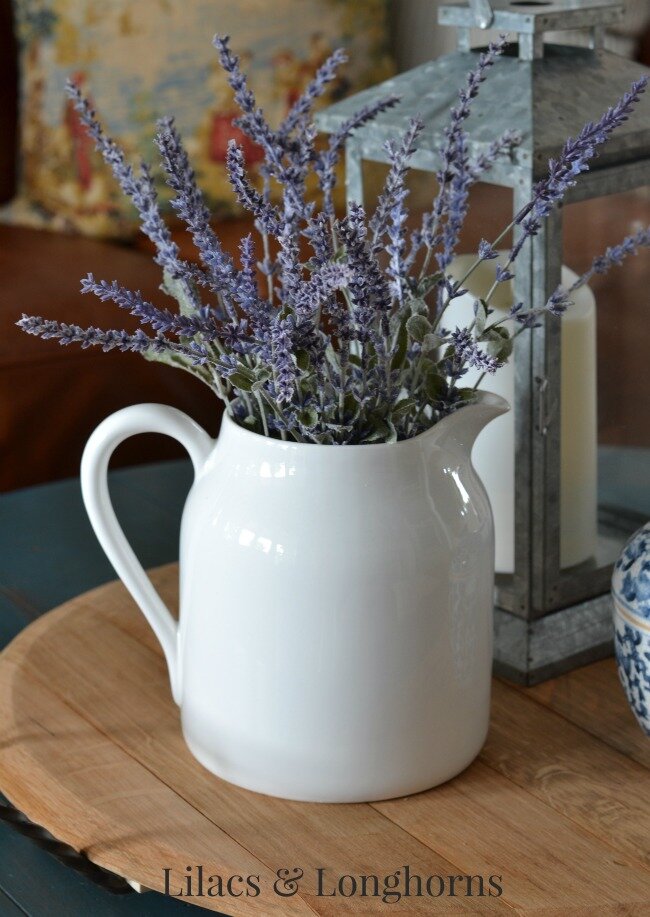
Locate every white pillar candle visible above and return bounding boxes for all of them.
[445,254,598,573]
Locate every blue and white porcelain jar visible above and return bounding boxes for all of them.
[612,522,650,736]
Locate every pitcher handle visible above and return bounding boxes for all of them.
[80,403,213,705]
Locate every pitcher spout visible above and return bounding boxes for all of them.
[421,391,510,458]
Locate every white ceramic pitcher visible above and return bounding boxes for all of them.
[81,391,508,802]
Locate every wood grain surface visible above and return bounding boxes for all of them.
[0,565,648,916]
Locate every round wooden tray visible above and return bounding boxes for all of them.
[0,565,648,915]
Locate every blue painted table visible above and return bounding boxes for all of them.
[0,460,223,916]
[0,450,648,916]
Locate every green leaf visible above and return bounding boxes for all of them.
[324,421,354,434]
[421,332,444,353]
[229,372,254,391]
[406,313,432,343]
[142,347,212,385]
[231,363,256,382]
[361,415,397,444]
[416,355,435,373]
[391,397,417,418]
[408,296,430,316]
[424,370,445,402]
[325,343,341,374]
[361,338,379,371]
[295,349,311,372]
[474,299,489,336]
[483,326,513,362]
[298,406,319,429]
[457,387,478,403]
[366,352,379,371]
[363,422,389,443]
[417,272,443,297]
[161,270,197,317]
[390,319,409,372]
[242,415,260,431]
[343,392,360,420]
[360,407,389,443]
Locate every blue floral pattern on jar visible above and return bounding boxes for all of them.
[612,522,650,736]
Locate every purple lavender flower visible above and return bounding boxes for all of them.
[155,117,236,297]
[212,34,279,165]
[17,314,210,363]
[303,211,334,267]
[338,202,392,339]
[17,37,650,445]
[441,276,468,302]
[65,81,197,301]
[478,240,499,260]
[545,287,573,316]
[277,141,316,222]
[80,274,222,339]
[278,48,347,137]
[220,318,253,355]
[495,264,514,283]
[269,315,298,404]
[295,261,354,320]
[437,131,471,275]
[435,38,511,273]
[508,302,541,329]
[510,77,648,262]
[314,94,401,216]
[467,130,521,182]
[370,117,423,247]
[418,37,508,260]
[225,141,281,234]
[505,288,571,327]
[214,32,314,222]
[371,118,424,302]
[533,79,647,219]
[236,235,269,321]
[568,226,650,291]
[510,215,541,262]
[451,327,501,374]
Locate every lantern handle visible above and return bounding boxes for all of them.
[469,0,494,29]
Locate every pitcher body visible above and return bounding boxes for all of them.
[81,392,507,802]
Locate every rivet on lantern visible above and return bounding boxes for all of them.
[316,0,650,684]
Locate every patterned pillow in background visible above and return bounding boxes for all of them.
[4,0,393,238]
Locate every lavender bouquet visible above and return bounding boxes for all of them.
[18,36,650,444]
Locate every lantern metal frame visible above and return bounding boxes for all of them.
[315,0,650,683]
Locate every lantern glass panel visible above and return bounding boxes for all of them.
[561,186,650,575]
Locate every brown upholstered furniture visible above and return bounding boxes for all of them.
[0,225,228,491]
[0,223,231,491]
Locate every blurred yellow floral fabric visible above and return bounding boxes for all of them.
[6,0,393,238]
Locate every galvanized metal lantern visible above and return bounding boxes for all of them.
[316,0,650,683]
